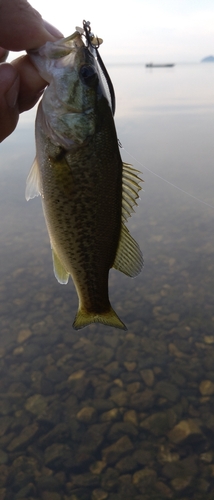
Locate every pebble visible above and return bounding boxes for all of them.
[77,422,109,456]
[108,421,138,441]
[130,389,154,410]
[0,452,8,466]
[70,472,99,487]
[209,464,214,477]
[100,408,120,422]
[155,380,180,402]
[12,346,24,356]
[7,423,39,451]
[171,476,193,491]
[36,474,61,492]
[100,467,119,492]
[157,444,180,464]
[168,342,187,358]
[90,461,106,475]
[76,406,96,423]
[140,369,155,387]
[132,467,157,489]
[0,417,13,437]
[68,370,86,381]
[92,489,108,500]
[200,451,213,463]
[116,455,137,473]
[156,481,173,498]
[42,492,61,500]
[123,409,138,426]
[113,378,123,388]
[17,329,32,344]
[140,411,172,436]
[110,391,128,407]
[199,380,214,396]
[123,362,136,372]
[168,419,203,444]
[132,448,154,466]
[25,394,48,415]
[127,382,141,394]
[44,443,72,468]
[104,361,120,377]
[102,436,134,464]
[204,335,214,344]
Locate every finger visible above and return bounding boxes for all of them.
[11,55,47,113]
[0,63,20,142]
[0,0,63,51]
[43,20,64,40]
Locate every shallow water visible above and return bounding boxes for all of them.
[0,63,214,499]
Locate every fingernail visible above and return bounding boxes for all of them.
[5,76,19,108]
[43,20,64,39]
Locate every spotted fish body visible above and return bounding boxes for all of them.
[26,29,143,330]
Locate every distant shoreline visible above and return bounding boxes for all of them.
[106,61,205,67]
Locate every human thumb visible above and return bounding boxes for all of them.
[0,63,20,142]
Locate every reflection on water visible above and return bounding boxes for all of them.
[0,64,214,499]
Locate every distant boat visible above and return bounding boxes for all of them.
[201,55,214,63]
[145,63,175,68]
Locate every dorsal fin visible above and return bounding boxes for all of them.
[122,162,143,222]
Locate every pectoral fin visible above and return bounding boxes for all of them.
[113,223,143,277]
[25,158,41,200]
[52,249,69,284]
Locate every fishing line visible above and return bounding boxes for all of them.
[122,147,214,210]
[82,20,214,211]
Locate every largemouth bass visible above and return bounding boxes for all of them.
[26,22,143,330]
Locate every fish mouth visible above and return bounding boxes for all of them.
[59,105,94,115]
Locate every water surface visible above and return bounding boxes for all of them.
[0,63,214,500]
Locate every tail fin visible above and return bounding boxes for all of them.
[73,306,127,331]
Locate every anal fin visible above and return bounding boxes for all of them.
[113,223,143,278]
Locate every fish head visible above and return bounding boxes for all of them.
[30,31,105,149]
[29,32,84,83]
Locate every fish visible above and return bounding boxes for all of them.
[26,22,143,330]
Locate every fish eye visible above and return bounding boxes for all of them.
[80,65,98,87]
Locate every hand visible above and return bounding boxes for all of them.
[0,0,63,142]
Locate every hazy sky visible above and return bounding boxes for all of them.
[28,0,214,63]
